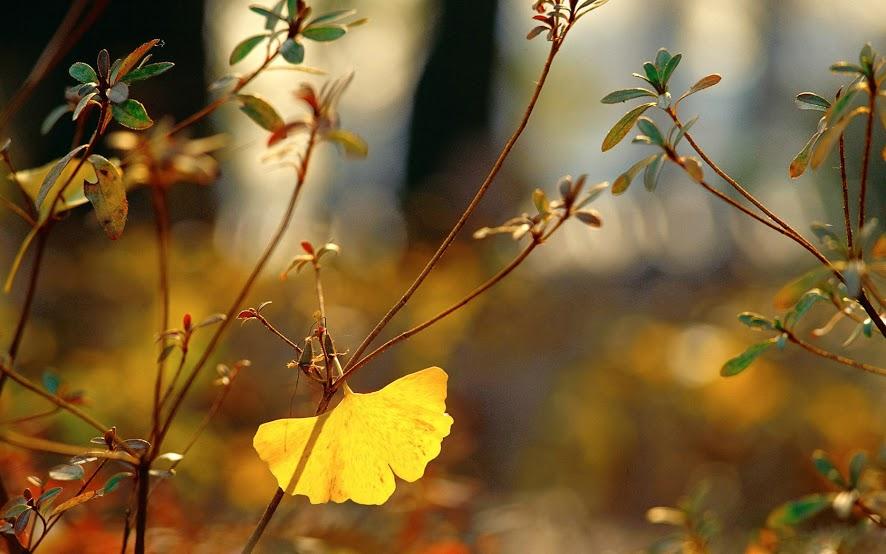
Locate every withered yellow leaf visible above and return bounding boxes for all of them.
[253,366,453,505]
[84,154,128,240]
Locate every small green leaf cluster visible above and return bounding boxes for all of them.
[790,43,886,178]
[230,1,364,66]
[64,40,173,131]
[600,49,720,193]
[0,431,138,549]
[766,449,882,530]
[473,175,607,241]
[722,287,831,377]
[644,482,720,554]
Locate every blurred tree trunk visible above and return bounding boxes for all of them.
[403,0,499,242]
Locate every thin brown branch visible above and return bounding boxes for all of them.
[338,231,550,388]
[667,109,826,260]
[858,80,876,235]
[165,44,282,138]
[667,111,886,338]
[155,125,320,450]
[0,429,136,463]
[838,135,854,252]
[0,363,109,434]
[150,187,171,447]
[786,330,886,376]
[343,31,570,376]
[252,313,303,353]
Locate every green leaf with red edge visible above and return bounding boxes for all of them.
[602,102,655,151]
[236,93,284,131]
[677,74,722,104]
[114,39,160,83]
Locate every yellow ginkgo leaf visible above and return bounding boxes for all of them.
[253,366,453,505]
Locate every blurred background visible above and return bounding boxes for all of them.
[0,0,884,551]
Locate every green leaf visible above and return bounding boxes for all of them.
[661,53,682,86]
[827,84,863,126]
[49,463,85,481]
[280,38,305,65]
[309,9,357,26]
[3,504,29,519]
[111,99,153,130]
[830,62,864,74]
[84,155,128,240]
[636,116,664,145]
[120,62,174,83]
[677,74,722,104]
[107,82,129,104]
[600,88,656,104]
[671,115,698,146]
[774,267,831,310]
[811,106,868,169]
[236,93,284,131]
[720,340,774,377]
[37,487,62,506]
[789,129,823,179]
[642,62,660,90]
[42,371,60,394]
[767,494,834,528]
[229,35,267,65]
[302,25,347,42]
[848,451,867,488]
[102,472,133,494]
[654,49,671,73]
[35,144,89,209]
[250,3,287,28]
[72,92,98,121]
[68,62,97,83]
[795,92,831,111]
[784,289,826,330]
[602,102,655,151]
[812,450,847,487]
[643,153,665,192]
[287,0,299,17]
[325,129,368,158]
[737,312,773,331]
[611,154,659,195]
[41,105,71,135]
